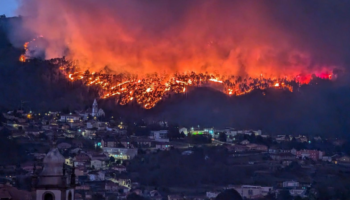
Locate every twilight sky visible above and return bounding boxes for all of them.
[0,0,18,16]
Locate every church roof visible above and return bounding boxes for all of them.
[93,99,98,105]
[41,148,65,176]
[38,148,66,186]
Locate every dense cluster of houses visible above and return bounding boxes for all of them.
[0,99,349,199]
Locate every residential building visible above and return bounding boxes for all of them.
[189,127,214,136]
[150,130,169,142]
[282,180,299,188]
[296,150,324,161]
[246,144,268,152]
[134,137,152,148]
[112,165,127,173]
[101,138,117,148]
[206,191,220,199]
[270,153,296,161]
[60,113,81,123]
[103,147,138,160]
[295,135,308,143]
[233,185,272,199]
[229,145,249,152]
[289,188,307,197]
[105,181,119,191]
[91,159,106,170]
[74,153,91,167]
[83,127,97,138]
[25,128,44,136]
[0,185,32,200]
[179,127,188,135]
[155,142,171,150]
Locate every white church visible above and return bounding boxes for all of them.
[91,99,105,117]
[75,99,105,120]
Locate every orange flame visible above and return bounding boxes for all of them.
[19,55,26,62]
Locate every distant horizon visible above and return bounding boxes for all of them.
[0,0,18,17]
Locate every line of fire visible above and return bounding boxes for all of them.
[19,40,334,109]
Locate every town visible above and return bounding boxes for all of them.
[0,99,349,200]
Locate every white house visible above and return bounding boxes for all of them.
[233,185,273,199]
[102,147,138,160]
[289,189,307,197]
[206,191,220,199]
[150,130,169,142]
[282,180,299,188]
[91,159,105,170]
[179,127,188,135]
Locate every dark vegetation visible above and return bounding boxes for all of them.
[0,128,26,165]
[215,189,242,200]
[1,17,350,138]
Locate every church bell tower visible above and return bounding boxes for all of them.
[33,148,75,200]
[92,98,98,117]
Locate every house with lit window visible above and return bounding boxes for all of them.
[189,127,214,136]
[83,127,97,139]
[296,149,324,161]
[155,142,171,150]
[60,113,81,123]
[102,147,138,160]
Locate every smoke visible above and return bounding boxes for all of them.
[12,0,349,77]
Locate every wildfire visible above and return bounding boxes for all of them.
[59,65,334,109]
[209,78,223,83]
[19,39,334,110]
[24,42,29,51]
[19,55,26,62]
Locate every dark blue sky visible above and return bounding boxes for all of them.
[0,0,18,17]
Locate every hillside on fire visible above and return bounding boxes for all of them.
[1,16,350,138]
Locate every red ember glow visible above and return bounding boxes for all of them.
[17,0,338,109]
